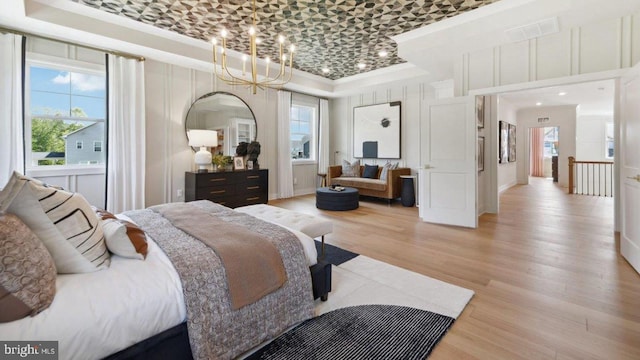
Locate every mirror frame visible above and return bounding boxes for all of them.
[185,91,257,153]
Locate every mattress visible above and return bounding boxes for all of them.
[0,214,317,360]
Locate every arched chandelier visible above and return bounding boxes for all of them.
[211,0,295,94]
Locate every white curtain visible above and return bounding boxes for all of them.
[0,33,24,187]
[277,90,294,198]
[106,54,146,213]
[318,98,330,178]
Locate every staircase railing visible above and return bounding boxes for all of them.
[568,156,614,197]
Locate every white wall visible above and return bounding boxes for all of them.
[515,105,577,188]
[455,13,640,95]
[576,115,613,161]
[330,79,436,176]
[144,60,286,207]
[497,98,518,192]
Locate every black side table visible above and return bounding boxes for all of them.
[400,175,416,207]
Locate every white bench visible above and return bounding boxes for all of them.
[235,204,333,256]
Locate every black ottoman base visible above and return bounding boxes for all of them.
[316,187,359,211]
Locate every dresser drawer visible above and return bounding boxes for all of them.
[185,169,268,208]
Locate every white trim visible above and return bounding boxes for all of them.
[27,52,105,73]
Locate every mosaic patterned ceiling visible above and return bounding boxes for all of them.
[71,0,500,80]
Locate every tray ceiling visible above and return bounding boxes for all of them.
[71,0,499,80]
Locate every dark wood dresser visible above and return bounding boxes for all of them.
[185,169,268,208]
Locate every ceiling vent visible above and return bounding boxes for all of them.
[505,17,559,43]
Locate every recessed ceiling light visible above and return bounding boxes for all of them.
[357,63,366,69]
[558,92,567,96]
[536,102,542,106]
[378,50,388,57]
[322,68,330,74]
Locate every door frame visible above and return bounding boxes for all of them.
[469,69,625,231]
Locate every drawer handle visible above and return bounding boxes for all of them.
[210,190,226,194]
[210,178,226,182]
[246,197,260,201]
[247,175,259,179]
[247,186,259,190]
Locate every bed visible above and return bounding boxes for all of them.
[0,171,319,360]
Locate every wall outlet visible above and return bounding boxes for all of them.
[293,178,298,185]
[177,189,183,198]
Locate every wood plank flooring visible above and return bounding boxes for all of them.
[269,177,640,360]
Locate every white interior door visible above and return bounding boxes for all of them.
[621,62,640,275]
[419,97,477,228]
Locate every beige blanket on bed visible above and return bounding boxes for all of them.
[155,203,286,310]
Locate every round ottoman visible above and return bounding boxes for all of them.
[316,187,359,211]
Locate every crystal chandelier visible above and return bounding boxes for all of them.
[211,0,295,94]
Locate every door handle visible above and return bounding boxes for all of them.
[627,175,640,182]
[423,164,434,169]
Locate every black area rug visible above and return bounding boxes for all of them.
[314,240,358,265]
[246,305,455,360]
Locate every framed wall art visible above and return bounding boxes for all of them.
[499,120,509,164]
[508,123,516,162]
[353,101,401,159]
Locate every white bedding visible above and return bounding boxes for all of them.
[0,213,317,360]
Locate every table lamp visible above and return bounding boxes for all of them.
[187,129,218,172]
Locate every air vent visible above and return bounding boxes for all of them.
[505,17,559,43]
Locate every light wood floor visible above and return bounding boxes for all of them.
[269,177,640,360]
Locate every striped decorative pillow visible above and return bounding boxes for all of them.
[0,172,110,273]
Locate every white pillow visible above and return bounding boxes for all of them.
[0,171,110,273]
[100,218,147,260]
[341,159,360,177]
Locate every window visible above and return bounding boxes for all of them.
[290,97,318,162]
[605,123,614,159]
[26,60,106,167]
[543,127,559,158]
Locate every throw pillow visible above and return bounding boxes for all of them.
[362,164,379,179]
[341,159,360,177]
[0,171,110,274]
[94,208,148,260]
[0,213,56,323]
[379,162,393,181]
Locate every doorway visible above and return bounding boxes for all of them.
[529,126,559,182]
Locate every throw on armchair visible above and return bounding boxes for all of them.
[326,165,410,202]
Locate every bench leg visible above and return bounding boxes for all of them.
[321,235,325,258]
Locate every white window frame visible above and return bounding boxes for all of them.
[290,95,318,165]
[25,53,106,174]
[93,141,103,152]
[76,140,83,149]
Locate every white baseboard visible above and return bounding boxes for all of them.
[498,181,518,193]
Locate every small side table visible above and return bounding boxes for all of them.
[317,173,327,187]
[400,175,416,207]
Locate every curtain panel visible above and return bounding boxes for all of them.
[530,127,545,177]
[106,55,146,213]
[0,33,24,187]
[318,98,330,182]
[277,90,294,198]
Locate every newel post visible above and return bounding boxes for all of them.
[568,156,575,194]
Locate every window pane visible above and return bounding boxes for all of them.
[70,72,106,97]
[30,91,70,116]
[72,95,105,118]
[30,67,71,94]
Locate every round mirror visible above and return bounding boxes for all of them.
[185,92,257,156]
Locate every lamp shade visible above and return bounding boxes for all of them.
[188,129,218,147]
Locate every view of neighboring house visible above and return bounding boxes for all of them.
[63,122,105,165]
